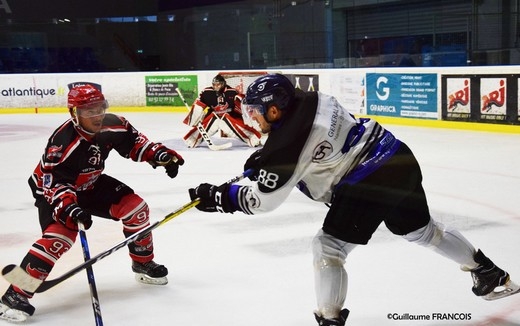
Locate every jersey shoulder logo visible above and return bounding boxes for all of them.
[43,173,53,188]
[46,145,63,159]
[87,144,102,166]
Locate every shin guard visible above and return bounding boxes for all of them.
[110,193,154,262]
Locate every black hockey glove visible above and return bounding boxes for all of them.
[54,203,92,230]
[244,149,262,181]
[188,183,234,213]
[151,147,185,179]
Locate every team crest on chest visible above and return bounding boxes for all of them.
[88,144,102,165]
[312,141,333,162]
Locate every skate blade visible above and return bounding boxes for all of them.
[134,273,168,285]
[0,303,29,323]
[483,280,520,301]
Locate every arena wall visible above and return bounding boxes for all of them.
[0,67,519,133]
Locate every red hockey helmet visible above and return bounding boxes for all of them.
[67,84,108,111]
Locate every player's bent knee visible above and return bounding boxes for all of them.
[312,230,351,268]
[110,193,150,228]
[314,257,345,270]
[403,218,443,246]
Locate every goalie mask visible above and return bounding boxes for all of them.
[212,74,226,92]
[242,73,295,130]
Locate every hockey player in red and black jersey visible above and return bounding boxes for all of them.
[189,74,518,325]
[183,74,262,148]
[0,84,184,322]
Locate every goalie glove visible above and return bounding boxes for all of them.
[147,144,185,178]
[188,183,236,213]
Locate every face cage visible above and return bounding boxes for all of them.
[242,100,266,131]
[212,82,224,91]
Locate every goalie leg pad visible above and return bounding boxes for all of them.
[183,126,202,148]
[183,114,219,148]
[312,229,356,320]
[183,104,206,127]
[219,113,262,147]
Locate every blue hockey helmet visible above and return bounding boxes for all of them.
[242,74,295,128]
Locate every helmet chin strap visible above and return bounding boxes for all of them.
[70,108,96,138]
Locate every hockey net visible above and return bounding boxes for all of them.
[219,71,268,94]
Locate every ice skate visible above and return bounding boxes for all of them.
[0,286,35,323]
[132,260,168,285]
[314,308,349,326]
[467,249,520,301]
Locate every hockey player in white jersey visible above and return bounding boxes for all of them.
[188,74,518,325]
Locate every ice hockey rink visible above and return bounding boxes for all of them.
[0,111,519,326]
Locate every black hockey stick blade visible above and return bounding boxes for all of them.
[2,169,253,293]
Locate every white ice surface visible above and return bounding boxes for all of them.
[0,112,519,325]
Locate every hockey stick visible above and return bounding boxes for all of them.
[79,223,104,326]
[176,87,232,151]
[2,169,253,293]
[1,200,198,293]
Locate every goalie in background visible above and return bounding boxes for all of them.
[0,84,184,323]
[183,74,263,148]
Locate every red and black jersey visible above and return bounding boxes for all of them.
[194,85,243,118]
[28,113,157,207]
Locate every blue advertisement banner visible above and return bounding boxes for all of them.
[366,73,437,119]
